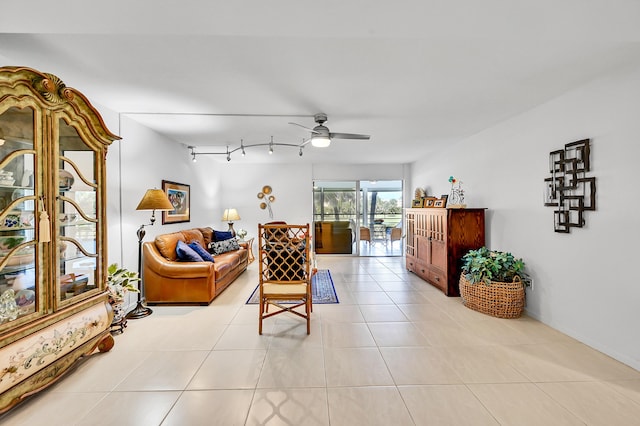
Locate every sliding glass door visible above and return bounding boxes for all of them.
[313,181,357,255]
[313,180,403,257]
[359,180,403,256]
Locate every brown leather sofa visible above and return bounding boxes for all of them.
[142,227,248,305]
[314,221,353,254]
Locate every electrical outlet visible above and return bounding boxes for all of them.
[529,278,534,291]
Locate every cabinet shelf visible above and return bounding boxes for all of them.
[0,226,35,232]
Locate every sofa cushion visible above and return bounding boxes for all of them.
[209,238,240,255]
[155,231,185,261]
[213,230,234,241]
[182,229,205,247]
[189,241,215,262]
[176,240,204,262]
[198,227,214,246]
[154,229,206,261]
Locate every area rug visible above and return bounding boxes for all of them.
[246,269,339,304]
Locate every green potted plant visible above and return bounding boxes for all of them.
[459,247,529,318]
[107,263,139,326]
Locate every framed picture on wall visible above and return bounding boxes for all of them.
[162,180,190,224]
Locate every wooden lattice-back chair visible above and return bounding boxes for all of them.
[258,223,312,334]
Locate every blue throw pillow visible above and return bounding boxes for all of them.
[209,238,240,255]
[213,230,234,241]
[176,240,204,262]
[189,241,215,262]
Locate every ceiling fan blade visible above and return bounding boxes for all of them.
[298,138,313,147]
[329,132,371,140]
[289,122,320,134]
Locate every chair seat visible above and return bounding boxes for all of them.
[263,283,308,296]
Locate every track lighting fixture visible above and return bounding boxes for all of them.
[188,137,308,162]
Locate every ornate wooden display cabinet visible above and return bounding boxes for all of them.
[0,67,119,413]
[405,208,485,296]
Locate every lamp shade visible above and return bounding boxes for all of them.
[136,189,174,211]
[222,208,241,222]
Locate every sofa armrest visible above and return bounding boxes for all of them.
[143,242,215,278]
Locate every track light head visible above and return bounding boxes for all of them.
[299,147,303,156]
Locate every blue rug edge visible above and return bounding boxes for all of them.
[245,269,339,305]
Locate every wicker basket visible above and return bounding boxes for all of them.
[459,275,524,319]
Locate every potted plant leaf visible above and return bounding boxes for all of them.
[107,263,139,330]
[459,247,529,318]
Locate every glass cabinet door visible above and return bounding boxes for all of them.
[0,106,38,325]
[56,118,99,304]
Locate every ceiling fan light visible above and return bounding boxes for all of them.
[311,136,331,148]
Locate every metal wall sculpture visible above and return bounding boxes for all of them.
[544,139,596,233]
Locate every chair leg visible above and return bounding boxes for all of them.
[259,298,263,335]
[306,298,311,335]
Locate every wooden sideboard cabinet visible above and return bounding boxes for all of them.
[405,208,485,296]
[0,67,119,413]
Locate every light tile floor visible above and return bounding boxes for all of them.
[2,256,640,425]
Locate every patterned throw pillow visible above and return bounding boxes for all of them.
[209,238,240,255]
[188,241,215,262]
[176,240,204,262]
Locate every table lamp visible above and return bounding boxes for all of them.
[127,188,174,319]
[222,208,241,237]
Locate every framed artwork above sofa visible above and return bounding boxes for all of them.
[162,180,190,224]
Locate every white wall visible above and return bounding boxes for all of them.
[411,63,640,369]
[215,162,314,235]
[111,116,222,273]
[198,161,411,239]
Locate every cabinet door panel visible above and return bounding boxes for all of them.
[56,118,99,305]
[430,239,447,272]
[0,106,40,328]
[416,235,429,262]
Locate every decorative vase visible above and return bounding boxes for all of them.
[109,296,128,334]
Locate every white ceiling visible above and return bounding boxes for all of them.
[2,1,640,164]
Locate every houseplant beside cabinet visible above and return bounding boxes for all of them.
[107,264,139,333]
[459,247,529,318]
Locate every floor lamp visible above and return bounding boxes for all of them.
[126,188,174,319]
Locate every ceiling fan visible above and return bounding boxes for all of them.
[289,113,370,147]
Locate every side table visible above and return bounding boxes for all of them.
[240,237,255,263]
